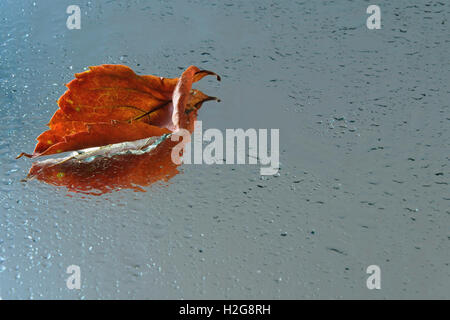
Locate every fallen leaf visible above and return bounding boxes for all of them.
[26,135,182,195]
[17,64,220,158]
[25,109,200,195]
[19,64,220,194]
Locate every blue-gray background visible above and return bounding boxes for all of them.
[0,0,448,299]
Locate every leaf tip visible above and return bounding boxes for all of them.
[195,69,221,82]
[16,152,33,159]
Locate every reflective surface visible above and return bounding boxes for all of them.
[0,0,449,299]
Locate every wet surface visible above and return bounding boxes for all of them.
[0,0,449,298]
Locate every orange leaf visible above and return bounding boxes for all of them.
[17,64,220,158]
[27,136,182,195]
[26,107,200,195]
